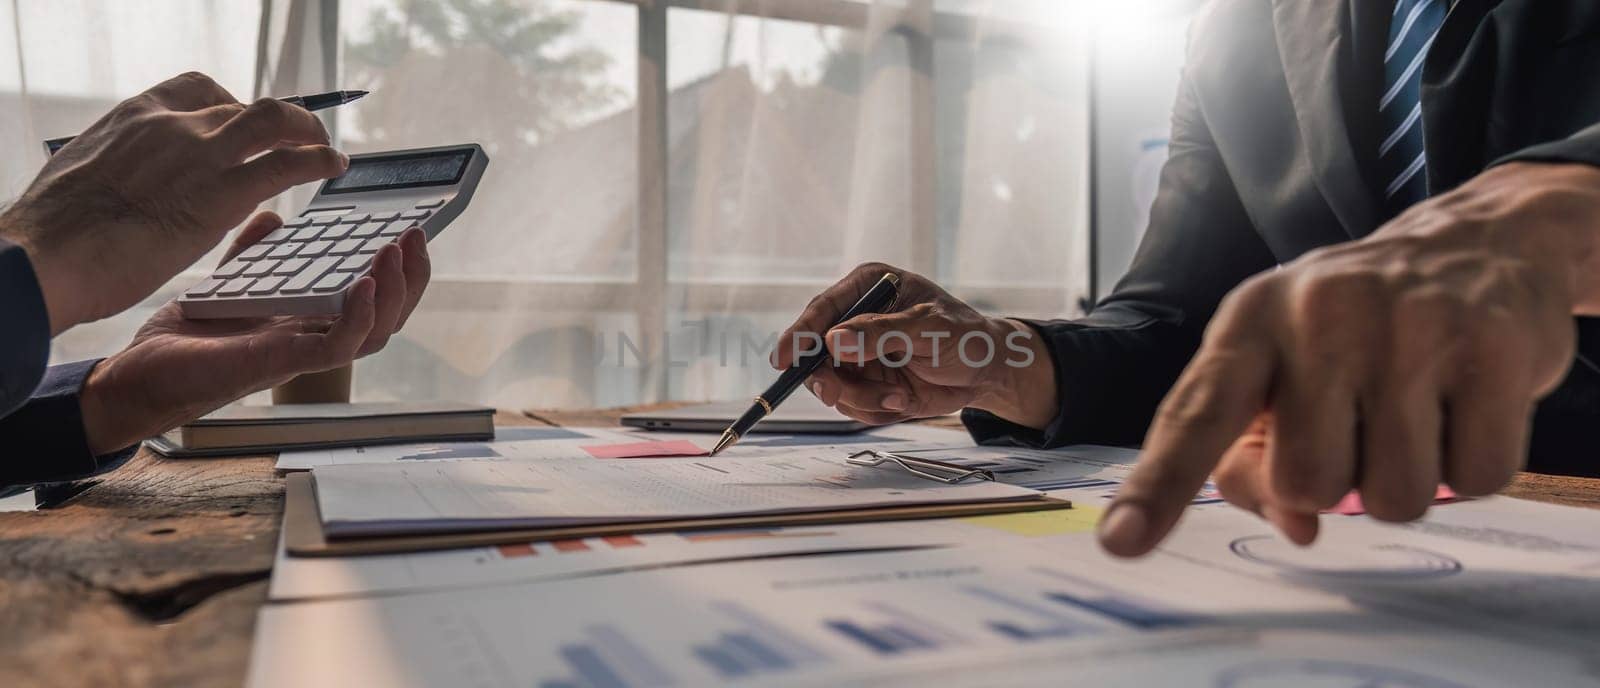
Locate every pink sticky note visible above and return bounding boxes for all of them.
[581,440,710,459]
[1325,485,1459,515]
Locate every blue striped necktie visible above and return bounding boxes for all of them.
[1379,0,1448,209]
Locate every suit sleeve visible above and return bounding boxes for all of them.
[0,238,52,418]
[1492,122,1600,169]
[0,359,139,487]
[963,49,1279,449]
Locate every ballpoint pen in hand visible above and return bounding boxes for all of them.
[44,89,369,155]
[712,272,901,455]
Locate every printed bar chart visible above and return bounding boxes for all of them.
[963,585,1099,643]
[540,624,675,688]
[1046,592,1194,630]
[690,601,829,679]
[693,632,794,677]
[824,620,940,655]
[1037,567,1199,629]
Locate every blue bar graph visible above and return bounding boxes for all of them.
[689,602,828,679]
[1046,592,1194,629]
[1036,567,1200,630]
[693,632,800,678]
[561,645,628,688]
[964,586,1099,643]
[824,620,941,655]
[586,625,676,686]
[538,624,676,688]
[692,646,749,678]
[723,632,792,669]
[988,621,1080,642]
[708,601,827,664]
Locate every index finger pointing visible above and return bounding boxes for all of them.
[1099,295,1281,557]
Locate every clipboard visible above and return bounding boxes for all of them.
[283,472,1072,558]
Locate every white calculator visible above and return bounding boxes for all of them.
[179,143,488,319]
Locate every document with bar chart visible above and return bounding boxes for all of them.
[248,501,1600,688]
[269,446,1148,600]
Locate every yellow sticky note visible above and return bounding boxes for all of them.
[960,505,1104,536]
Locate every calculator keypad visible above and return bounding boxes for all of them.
[190,208,428,307]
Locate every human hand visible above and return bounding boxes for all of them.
[0,72,347,335]
[772,262,1056,427]
[76,211,431,455]
[1099,162,1600,557]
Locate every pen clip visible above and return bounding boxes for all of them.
[846,450,995,485]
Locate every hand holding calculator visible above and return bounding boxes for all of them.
[179,143,488,319]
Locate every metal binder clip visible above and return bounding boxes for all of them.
[846,450,996,484]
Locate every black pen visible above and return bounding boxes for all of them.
[44,89,369,155]
[712,272,902,455]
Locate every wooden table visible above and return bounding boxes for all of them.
[3,406,1598,688]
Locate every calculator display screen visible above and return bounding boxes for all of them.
[323,150,471,194]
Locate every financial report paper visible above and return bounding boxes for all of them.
[276,423,972,471]
[272,443,1138,600]
[250,498,1600,688]
[310,452,1046,536]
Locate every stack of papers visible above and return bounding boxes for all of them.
[311,454,1048,537]
[250,422,1600,687]
[251,496,1600,687]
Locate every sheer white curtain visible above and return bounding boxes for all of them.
[338,0,1090,411]
[6,0,1090,412]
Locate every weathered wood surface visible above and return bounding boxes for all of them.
[1,406,1595,687]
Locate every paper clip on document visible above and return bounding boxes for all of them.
[846,450,996,484]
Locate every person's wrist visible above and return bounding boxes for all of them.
[1466,163,1600,312]
[0,215,93,336]
[969,317,1059,430]
[80,356,132,456]
[79,353,179,456]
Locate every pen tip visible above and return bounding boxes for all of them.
[348,90,369,100]
[711,431,737,456]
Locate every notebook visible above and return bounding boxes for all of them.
[146,402,494,457]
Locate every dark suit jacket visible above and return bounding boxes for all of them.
[1,239,135,487]
[965,0,1600,477]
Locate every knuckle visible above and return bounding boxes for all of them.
[1294,267,1382,321]
[904,302,937,321]
[855,261,897,277]
[1225,272,1281,311]
[126,92,161,112]
[315,146,345,172]
[247,97,289,130]
[178,70,215,87]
